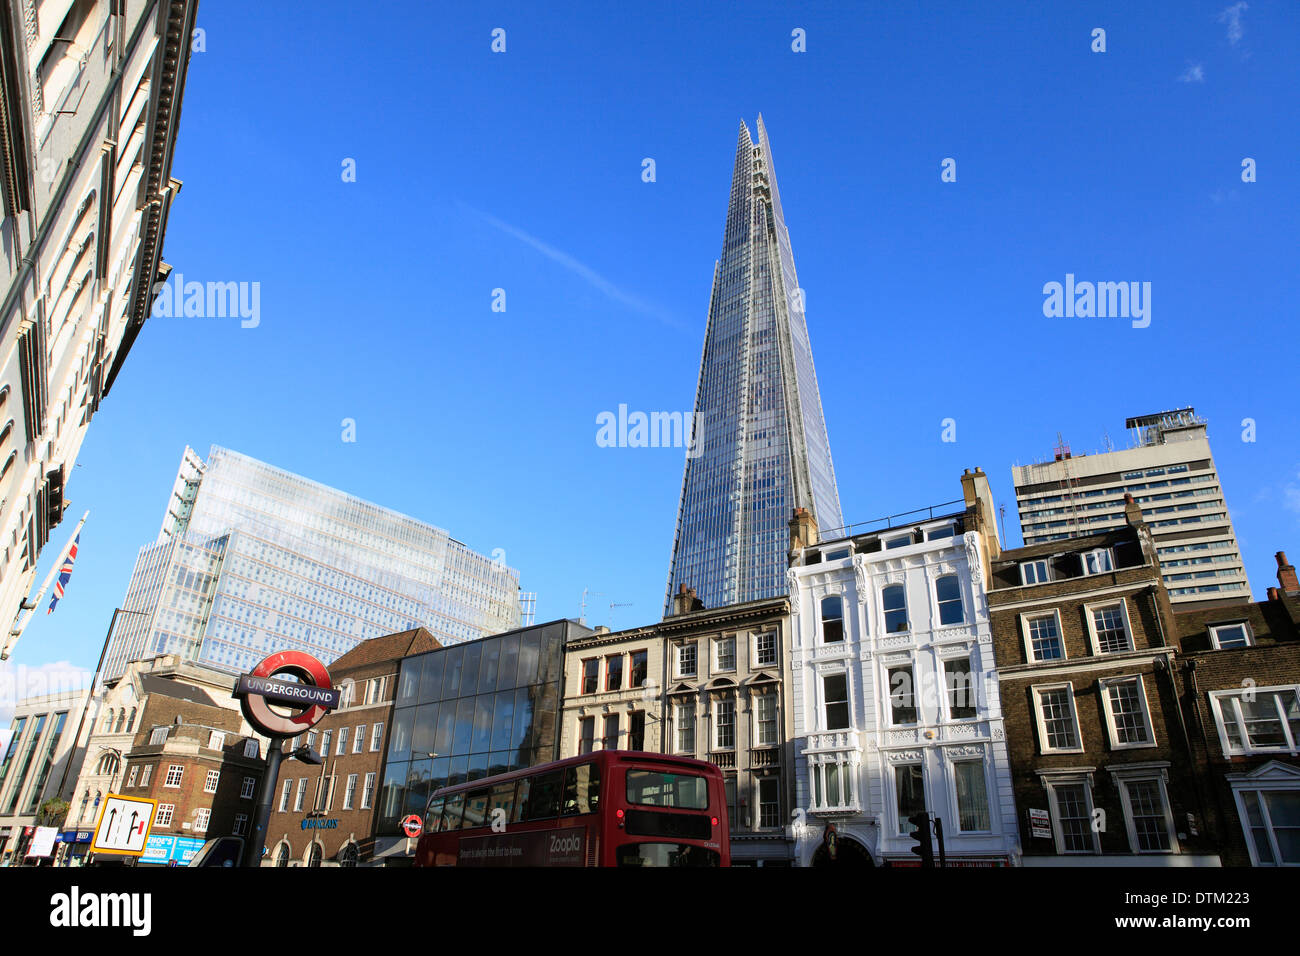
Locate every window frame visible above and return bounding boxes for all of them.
[1209,621,1254,650]
[1114,770,1179,854]
[1209,685,1300,756]
[934,575,965,627]
[1020,560,1051,586]
[1032,682,1084,754]
[674,701,695,754]
[1081,548,1115,575]
[714,635,736,672]
[950,756,992,833]
[1084,598,1135,655]
[820,595,845,644]
[1098,675,1156,750]
[943,655,978,721]
[822,671,851,731]
[1043,775,1101,855]
[164,764,184,789]
[1021,609,1067,663]
[676,642,697,678]
[204,769,220,794]
[882,584,908,634]
[713,698,736,750]
[754,631,777,667]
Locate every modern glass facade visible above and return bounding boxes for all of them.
[377,620,586,835]
[103,445,524,679]
[665,116,843,615]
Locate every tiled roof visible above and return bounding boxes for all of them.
[328,628,441,674]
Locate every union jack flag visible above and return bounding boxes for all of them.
[47,533,80,614]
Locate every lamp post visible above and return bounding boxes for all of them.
[244,744,321,868]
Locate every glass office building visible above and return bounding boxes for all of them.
[377,620,590,835]
[664,116,843,615]
[103,445,524,679]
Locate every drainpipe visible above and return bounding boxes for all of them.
[1147,586,1211,849]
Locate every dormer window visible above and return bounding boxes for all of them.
[1021,560,1051,585]
[1209,622,1253,650]
[824,548,850,561]
[1082,549,1114,575]
[885,535,910,551]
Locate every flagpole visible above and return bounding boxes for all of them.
[1,510,90,660]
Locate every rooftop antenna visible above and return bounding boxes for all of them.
[998,503,1007,546]
[608,602,633,629]
[579,589,604,627]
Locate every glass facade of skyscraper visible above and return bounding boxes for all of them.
[377,620,585,835]
[103,445,523,679]
[665,117,843,615]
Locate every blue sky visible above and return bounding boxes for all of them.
[4,1,1298,712]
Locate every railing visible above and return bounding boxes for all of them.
[819,499,965,542]
[749,748,778,768]
[708,751,736,769]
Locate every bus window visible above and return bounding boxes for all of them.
[442,792,465,831]
[561,763,601,815]
[521,770,563,820]
[427,796,445,831]
[512,777,531,823]
[487,780,516,823]
[461,788,490,829]
[626,770,709,810]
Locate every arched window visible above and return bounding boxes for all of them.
[883,585,908,633]
[0,450,14,480]
[820,595,844,643]
[275,843,290,867]
[101,708,115,733]
[126,707,137,732]
[114,710,126,733]
[935,576,964,626]
[79,791,90,821]
[338,842,359,867]
[306,842,322,867]
[96,752,119,775]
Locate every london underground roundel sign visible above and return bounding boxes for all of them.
[234,651,339,738]
[402,815,423,839]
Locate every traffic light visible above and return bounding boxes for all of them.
[908,812,934,867]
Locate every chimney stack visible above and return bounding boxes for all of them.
[1277,551,1299,595]
[789,507,819,556]
[669,584,704,617]
[1122,492,1144,527]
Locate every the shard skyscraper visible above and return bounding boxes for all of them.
[664,116,843,615]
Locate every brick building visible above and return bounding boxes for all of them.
[61,654,244,863]
[265,627,438,867]
[115,679,267,864]
[1170,551,1300,866]
[987,495,1219,864]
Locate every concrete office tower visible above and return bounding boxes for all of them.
[1013,409,1251,606]
[102,445,524,679]
[664,116,843,616]
[0,0,198,645]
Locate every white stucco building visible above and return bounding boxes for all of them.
[0,0,199,650]
[787,470,1022,867]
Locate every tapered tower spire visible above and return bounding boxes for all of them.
[664,118,843,615]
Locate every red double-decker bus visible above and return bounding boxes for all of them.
[413,750,729,867]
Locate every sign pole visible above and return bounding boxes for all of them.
[244,736,283,868]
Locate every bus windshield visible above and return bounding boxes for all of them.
[626,770,709,809]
